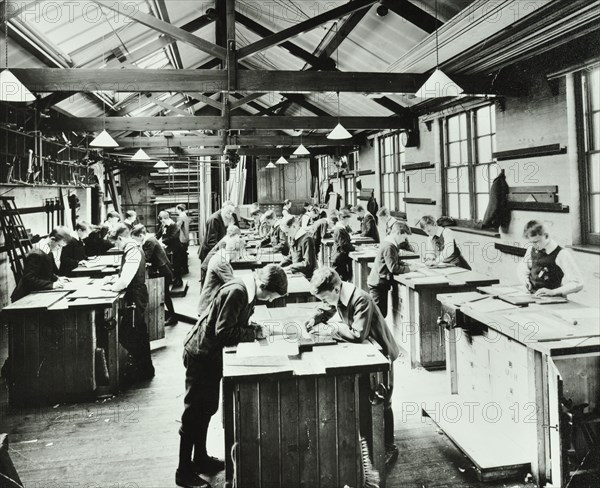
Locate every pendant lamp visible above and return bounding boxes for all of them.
[90,37,119,147]
[132,148,151,160]
[293,143,310,155]
[154,160,168,169]
[327,22,352,140]
[265,161,276,169]
[276,155,288,165]
[415,0,463,99]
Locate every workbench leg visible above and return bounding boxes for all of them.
[407,289,418,369]
[107,313,120,392]
[222,380,235,487]
[528,349,548,487]
[446,326,458,395]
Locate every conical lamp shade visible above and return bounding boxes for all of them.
[265,162,276,169]
[90,129,119,148]
[276,156,289,165]
[415,68,463,99]
[131,148,151,161]
[293,144,310,156]
[0,69,35,102]
[327,123,352,140]
[154,160,168,169]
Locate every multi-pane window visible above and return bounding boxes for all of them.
[379,133,406,213]
[443,104,497,221]
[345,176,356,207]
[581,65,600,244]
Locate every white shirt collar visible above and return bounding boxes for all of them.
[540,239,558,254]
[338,281,354,307]
[242,274,256,303]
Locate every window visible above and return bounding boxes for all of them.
[345,175,356,207]
[580,65,600,245]
[379,133,406,213]
[443,104,497,221]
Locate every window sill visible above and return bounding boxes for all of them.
[450,226,501,238]
[567,244,600,255]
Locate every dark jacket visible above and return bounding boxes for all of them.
[122,243,149,312]
[11,249,59,302]
[309,218,330,254]
[367,196,379,223]
[200,211,227,261]
[84,229,113,256]
[59,238,86,275]
[482,169,510,229]
[361,212,380,243]
[311,282,399,361]
[184,279,257,367]
[280,230,317,279]
[142,236,173,278]
[367,238,411,288]
[269,223,289,255]
[157,221,182,251]
[331,226,355,282]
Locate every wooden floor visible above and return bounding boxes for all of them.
[0,248,544,487]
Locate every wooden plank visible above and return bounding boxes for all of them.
[280,379,300,488]
[494,243,527,257]
[238,0,377,59]
[46,115,412,132]
[318,375,338,487]
[508,185,558,194]
[492,144,566,161]
[403,161,435,170]
[115,134,350,147]
[404,197,436,205]
[507,193,558,203]
[238,382,260,488]
[91,1,226,59]
[259,381,281,487]
[17,68,492,94]
[336,375,360,488]
[298,377,319,487]
[386,0,442,33]
[507,202,569,212]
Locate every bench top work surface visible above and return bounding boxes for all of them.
[438,291,600,356]
[321,236,375,247]
[223,304,389,381]
[4,279,121,313]
[395,266,498,290]
[349,247,419,262]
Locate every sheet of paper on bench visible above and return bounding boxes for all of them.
[236,339,299,357]
[69,286,119,299]
[504,311,600,342]
[465,298,518,314]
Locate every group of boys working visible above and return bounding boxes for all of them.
[10,205,193,383]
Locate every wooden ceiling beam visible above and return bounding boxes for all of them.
[236,12,336,70]
[237,0,377,59]
[385,0,442,34]
[45,115,411,131]
[90,0,226,60]
[16,69,498,94]
[114,134,354,147]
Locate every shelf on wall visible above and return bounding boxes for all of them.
[404,197,436,205]
[403,162,435,171]
[507,202,569,213]
[492,143,566,161]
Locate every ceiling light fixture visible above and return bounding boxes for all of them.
[293,130,311,155]
[415,0,463,99]
[91,37,119,147]
[265,161,276,169]
[327,22,352,140]
[154,160,168,169]
[131,94,150,160]
[276,155,289,165]
[0,13,34,102]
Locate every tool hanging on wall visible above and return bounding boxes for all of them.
[26,149,34,184]
[45,198,51,233]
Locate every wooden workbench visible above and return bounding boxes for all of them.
[320,235,375,266]
[69,255,165,344]
[392,267,498,370]
[349,246,419,291]
[3,282,123,406]
[231,247,285,270]
[222,304,390,488]
[434,291,600,485]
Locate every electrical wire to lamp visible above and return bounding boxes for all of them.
[0,12,34,102]
[415,0,463,99]
[327,22,352,140]
[91,36,119,147]
[293,130,311,155]
[153,160,168,169]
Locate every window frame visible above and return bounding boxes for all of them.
[441,103,498,224]
[576,65,600,246]
[379,132,406,216]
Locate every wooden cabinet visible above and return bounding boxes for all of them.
[257,159,311,204]
[145,275,165,343]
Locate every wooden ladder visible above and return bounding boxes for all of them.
[0,196,34,283]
